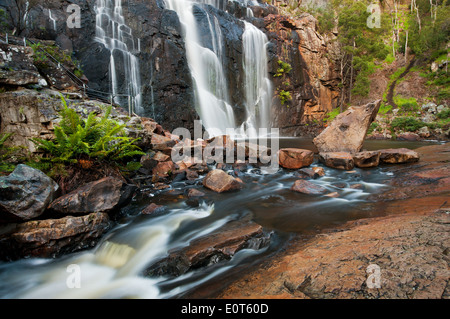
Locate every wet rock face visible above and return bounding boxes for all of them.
[291,179,327,195]
[0,212,111,260]
[313,100,381,154]
[0,165,60,222]
[379,148,420,164]
[0,43,45,86]
[145,218,270,277]
[319,152,355,171]
[49,177,136,215]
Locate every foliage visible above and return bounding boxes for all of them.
[437,108,450,120]
[0,133,18,173]
[394,96,419,113]
[367,122,380,135]
[31,95,144,168]
[378,103,393,115]
[278,90,292,105]
[274,60,292,78]
[323,107,340,123]
[390,116,428,132]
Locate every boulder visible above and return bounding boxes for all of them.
[203,169,242,193]
[353,151,381,168]
[379,148,420,164]
[313,100,381,154]
[397,132,420,141]
[0,165,59,222]
[0,43,46,87]
[319,152,355,170]
[144,218,270,277]
[48,177,135,215]
[295,168,319,179]
[187,189,206,197]
[312,167,326,177]
[151,134,176,151]
[152,161,176,178]
[291,179,328,195]
[278,148,314,169]
[142,203,164,215]
[0,212,110,260]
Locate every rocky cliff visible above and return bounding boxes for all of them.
[0,0,340,135]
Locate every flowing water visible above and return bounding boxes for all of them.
[95,0,143,113]
[0,139,440,299]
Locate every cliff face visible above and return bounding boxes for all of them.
[262,12,340,136]
[0,0,339,136]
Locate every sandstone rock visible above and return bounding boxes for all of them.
[278,148,314,169]
[152,161,176,178]
[187,189,205,197]
[203,169,242,193]
[151,134,176,151]
[142,203,164,215]
[353,151,381,168]
[145,218,269,277]
[313,100,381,154]
[379,148,420,164]
[49,177,135,215]
[319,152,355,170]
[0,165,59,222]
[312,167,325,177]
[295,168,319,179]
[0,212,110,260]
[397,132,420,141]
[291,179,328,195]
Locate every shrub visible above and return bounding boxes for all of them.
[0,133,18,173]
[274,60,292,78]
[390,117,428,132]
[279,90,292,105]
[31,95,144,168]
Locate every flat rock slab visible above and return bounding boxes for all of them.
[291,179,328,195]
[0,212,111,260]
[0,164,59,222]
[319,152,355,170]
[144,219,270,277]
[379,148,420,164]
[278,148,314,169]
[313,100,381,154]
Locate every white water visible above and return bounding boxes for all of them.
[48,10,57,31]
[94,0,143,113]
[240,21,272,138]
[0,205,219,299]
[163,0,272,138]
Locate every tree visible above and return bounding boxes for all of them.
[0,0,38,35]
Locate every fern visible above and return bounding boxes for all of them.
[31,95,145,166]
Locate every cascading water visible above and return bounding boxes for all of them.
[163,0,272,137]
[95,0,143,113]
[163,0,235,137]
[240,21,273,138]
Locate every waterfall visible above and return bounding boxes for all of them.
[240,21,272,138]
[94,0,143,113]
[48,10,57,31]
[164,0,272,137]
[163,0,236,137]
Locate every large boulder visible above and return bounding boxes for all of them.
[278,148,314,169]
[0,164,59,222]
[0,212,111,260]
[203,169,242,193]
[48,177,135,215]
[379,148,420,164]
[313,100,381,154]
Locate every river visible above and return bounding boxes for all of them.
[0,138,442,299]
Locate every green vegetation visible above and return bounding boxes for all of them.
[394,96,419,114]
[30,95,144,176]
[378,103,393,115]
[323,107,340,124]
[278,90,292,105]
[0,133,18,174]
[274,60,292,78]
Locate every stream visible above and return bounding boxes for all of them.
[0,138,441,299]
